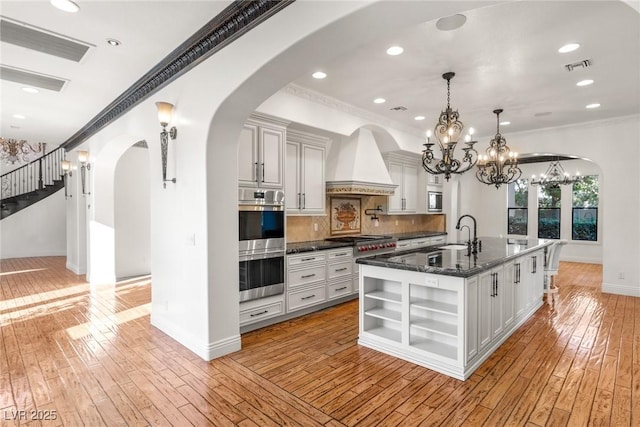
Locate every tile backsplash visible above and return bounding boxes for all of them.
[286,195,446,243]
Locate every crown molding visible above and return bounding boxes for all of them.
[62,0,295,151]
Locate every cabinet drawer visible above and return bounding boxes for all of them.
[328,280,353,300]
[288,285,326,312]
[327,249,353,261]
[396,241,412,251]
[288,265,326,289]
[240,300,284,326]
[328,260,352,279]
[430,235,446,244]
[412,239,431,248]
[287,252,327,267]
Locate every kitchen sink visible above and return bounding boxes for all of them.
[438,244,469,250]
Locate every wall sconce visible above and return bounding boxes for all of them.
[60,159,72,199]
[156,101,177,188]
[365,205,383,227]
[77,150,91,195]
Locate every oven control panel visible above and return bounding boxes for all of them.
[356,240,397,256]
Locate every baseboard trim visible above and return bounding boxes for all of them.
[602,282,640,297]
[561,256,602,264]
[1,249,66,260]
[151,313,241,361]
[65,261,86,275]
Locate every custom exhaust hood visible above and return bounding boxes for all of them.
[325,128,397,196]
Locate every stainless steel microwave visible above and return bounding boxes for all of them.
[428,191,443,212]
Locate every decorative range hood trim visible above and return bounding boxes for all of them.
[326,180,397,196]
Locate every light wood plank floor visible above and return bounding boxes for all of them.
[1,257,636,426]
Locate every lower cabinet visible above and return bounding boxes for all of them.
[360,247,547,380]
[239,294,285,327]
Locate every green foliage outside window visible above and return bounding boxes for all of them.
[572,176,598,241]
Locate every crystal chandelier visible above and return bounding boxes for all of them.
[531,159,582,188]
[476,109,521,188]
[0,138,45,164]
[422,72,478,181]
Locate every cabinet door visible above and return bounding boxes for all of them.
[465,276,479,363]
[301,144,325,214]
[238,124,259,186]
[514,259,526,318]
[403,164,418,212]
[388,162,404,212]
[478,270,493,351]
[285,142,301,212]
[502,261,515,329]
[259,126,284,188]
[491,268,504,338]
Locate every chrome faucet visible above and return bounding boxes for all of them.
[459,224,471,250]
[456,214,479,254]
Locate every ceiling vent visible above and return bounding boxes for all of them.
[0,18,91,62]
[564,58,592,71]
[390,106,407,111]
[0,65,67,91]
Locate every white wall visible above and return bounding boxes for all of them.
[114,145,150,279]
[0,190,66,259]
[456,116,640,295]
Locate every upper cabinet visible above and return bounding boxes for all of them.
[285,129,328,215]
[427,173,443,186]
[238,114,288,189]
[384,152,420,214]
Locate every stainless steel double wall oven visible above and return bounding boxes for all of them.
[238,188,285,302]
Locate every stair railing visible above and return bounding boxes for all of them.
[1,147,66,201]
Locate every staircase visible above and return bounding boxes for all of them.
[1,147,66,219]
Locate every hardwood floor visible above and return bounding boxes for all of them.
[0,257,636,426]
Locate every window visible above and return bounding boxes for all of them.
[507,179,528,235]
[538,185,561,239]
[572,175,598,241]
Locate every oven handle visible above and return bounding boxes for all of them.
[238,204,284,211]
[239,250,285,262]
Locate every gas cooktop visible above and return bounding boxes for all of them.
[325,235,397,257]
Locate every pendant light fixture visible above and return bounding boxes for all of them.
[422,72,478,181]
[476,109,521,188]
[531,159,582,188]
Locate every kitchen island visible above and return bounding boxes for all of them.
[356,237,553,380]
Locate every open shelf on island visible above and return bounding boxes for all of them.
[366,327,402,343]
[410,298,457,315]
[411,338,457,360]
[365,307,401,323]
[410,318,457,337]
[365,290,402,303]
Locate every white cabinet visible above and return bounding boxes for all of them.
[385,153,419,214]
[359,245,549,380]
[238,114,287,189]
[239,294,285,327]
[285,130,327,215]
[427,173,444,186]
[394,235,448,252]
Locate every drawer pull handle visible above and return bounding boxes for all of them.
[301,257,316,261]
[301,273,316,279]
[335,287,347,291]
[250,310,268,317]
[335,267,348,272]
[301,294,316,300]
[334,252,349,257]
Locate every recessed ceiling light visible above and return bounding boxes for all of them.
[22,87,39,94]
[312,71,327,79]
[107,39,121,47]
[50,0,80,13]
[576,79,594,87]
[13,114,26,119]
[558,43,580,53]
[386,46,404,56]
[436,14,467,31]
[414,116,425,121]
[500,121,511,126]
[373,98,386,104]
[586,103,600,109]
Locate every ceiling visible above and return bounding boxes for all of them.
[1,1,639,154]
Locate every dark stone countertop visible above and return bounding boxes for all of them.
[388,231,447,240]
[356,237,553,278]
[286,240,352,254]
[286,231,448,254]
